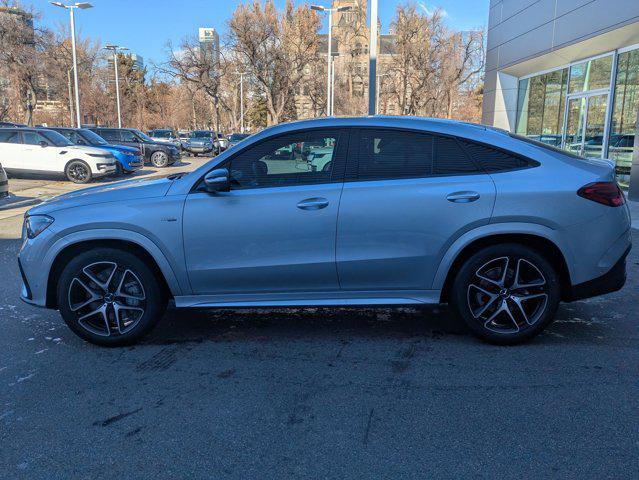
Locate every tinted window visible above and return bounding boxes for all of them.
[97,129,120,142]
[357,129,433,180]
[55,129,80,144]
[0,131,21,143]
[226,130,339,189]
[121,130,138,142]
[434,136,479,175]
[460,140,530,172]
[22,131,50,146]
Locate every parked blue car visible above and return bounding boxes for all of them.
[48,127,144,174]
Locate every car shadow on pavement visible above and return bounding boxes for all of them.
[143,305,471,346]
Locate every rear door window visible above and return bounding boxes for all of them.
[0,131,21,143]
[355,129,434,180]
[433,136,480,175]
[22,131,50,146]
[98,129,120,142]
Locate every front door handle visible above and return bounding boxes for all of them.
[446,191,480,203]
[297,197,329,210]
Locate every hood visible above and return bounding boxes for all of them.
[68,145,113,155]
[101,144,139,154]
[27,175,176,215]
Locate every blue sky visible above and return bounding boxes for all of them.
[28,0,488,66]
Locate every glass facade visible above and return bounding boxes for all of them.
[609,49,639,187]
[515,48,639,186]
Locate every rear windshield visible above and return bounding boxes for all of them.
[504,131,585,160]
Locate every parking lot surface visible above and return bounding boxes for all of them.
[0,162,638,478]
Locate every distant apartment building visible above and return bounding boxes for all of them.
[482,0,639,194]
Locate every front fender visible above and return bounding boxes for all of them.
[43,228,185,298]
[431,222,575,291]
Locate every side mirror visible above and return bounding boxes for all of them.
[203,168,230,193]
[38,141,48,148]
[77,139,86,145]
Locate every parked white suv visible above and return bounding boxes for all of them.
[0,128,117,183]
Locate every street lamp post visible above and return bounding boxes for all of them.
[104,44,128,128]
[368,0,378,115]
[311,4,351,116]
[235,71,247,133]
[49,2,93,128]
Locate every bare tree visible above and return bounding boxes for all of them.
[228,0,321,125]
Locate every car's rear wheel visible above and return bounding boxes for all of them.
[150,151,169,168]
[65,160,92,183]
[57,248,167,346]
[450,244,560,345]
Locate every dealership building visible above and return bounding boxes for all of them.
[482,0,639,196]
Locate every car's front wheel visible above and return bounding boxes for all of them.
[450,244,560,345]
[150,151,169,168]
[65,160,92,183]
[57,247,167,346]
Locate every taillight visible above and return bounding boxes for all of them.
[577,182,625,207]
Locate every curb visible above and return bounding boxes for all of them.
[0,196,44,212]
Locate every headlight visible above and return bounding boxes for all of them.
[24,215,54,239]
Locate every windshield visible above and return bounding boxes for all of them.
[79,129,108,145]
[229,133,249,141]
[133,129,154,142]
[151,130,173,137]
[191,130,212,139]
[41,130,73,147]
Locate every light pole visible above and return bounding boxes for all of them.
[311,4,351,116]
[368,0,378,115]
[50,2,93,127]
[235,71,247,133]
[104,44,128,128]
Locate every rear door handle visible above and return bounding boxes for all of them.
[446,191,480,203]
[297,197,329,210]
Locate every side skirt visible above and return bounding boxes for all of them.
[174,290,441,308]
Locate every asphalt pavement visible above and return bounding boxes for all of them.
[0,176,638,478]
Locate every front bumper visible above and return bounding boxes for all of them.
[185,145,214,153]
[94,164,117,176]
[0,178,8,197]
[566,246,630,301]
[121,157,143,171]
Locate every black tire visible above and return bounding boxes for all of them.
[193,153,198,157]
[150,150,169,168]
[115,163,124,175]
[65,160,92,184]
[450,243,560,345]
[57,247,167,346]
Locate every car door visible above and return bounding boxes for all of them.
[20,130,58,172]
[182,128,347,295]
[336,128,496,291]
[0,130,24,170]
[119,130,144,155]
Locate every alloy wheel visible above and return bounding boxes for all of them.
[67,261,146,337]
[466,256,549,334]
[68,163,89,181]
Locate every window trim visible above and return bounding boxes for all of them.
[190,127,350,193]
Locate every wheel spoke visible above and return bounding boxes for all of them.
[82,262,118,292]
[113,302,144,333]
[511,293,548,326]
[476,256,509,288]
[467,284,499,318]
[68,277,101,312]
[115,269,146,301]
[78,304,110,336]
[512,258,546,290]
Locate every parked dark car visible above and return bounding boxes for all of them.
[183,130,217,157]
[88,127,180,167]
[227,133,250,148]
[0,121,27,128]
[48,127,143,174]
[147,129,182,150]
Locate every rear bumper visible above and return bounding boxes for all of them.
[566,246,630,301]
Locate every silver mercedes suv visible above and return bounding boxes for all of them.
[18,117,631,346]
